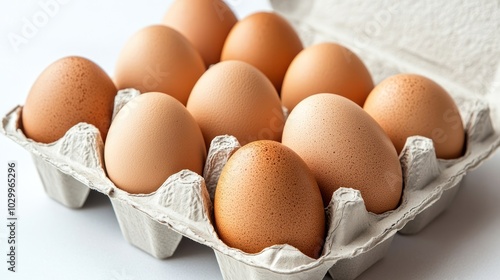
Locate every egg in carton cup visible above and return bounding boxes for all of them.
[2,3,500,280]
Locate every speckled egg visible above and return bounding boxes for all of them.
[114,25,206,105]
[281,43,374,111]
[22,56,117,143]
[363,74,465,159]
[221,12,303,92]
[214,140,325,258]
[282,94,402,214]
[162,0,237,67]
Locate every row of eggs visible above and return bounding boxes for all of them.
[20,0,464,259]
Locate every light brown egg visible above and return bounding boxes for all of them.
[282,94,402,214]
[104,92,206,194]
[221,12,303,92]
[281,43,374,111]
[186,60,285,149]
[114,25,206,105]
[214,140,325,259]
[22,56,117,143]
[162,0,237,67]
[363,74,465,159]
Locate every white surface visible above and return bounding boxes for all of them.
[0,1,499,280]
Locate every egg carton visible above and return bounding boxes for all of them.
[2,2,500,280]
[2,81,498,280]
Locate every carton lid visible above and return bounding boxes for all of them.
[271,0,500,125]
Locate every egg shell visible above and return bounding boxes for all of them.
[114,25,206,105]
[282,93,402,214]
[221,12,303,92]
[186,60,285,148]
[22,56,117,143]
[281,43,374,111]
[214,140,325,259]
[162,0,237,67]
[363,74,465,159]
[104,92,206,194]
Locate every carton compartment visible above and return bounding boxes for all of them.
[110,197,183,259]
[399,180,461,235]
[32,155,90,208]
[214,249,331,280]
[328,235,394,280]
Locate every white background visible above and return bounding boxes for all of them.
[0,1,499,279]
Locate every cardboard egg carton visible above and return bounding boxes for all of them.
[2,2,500,280]
[2,83,498,280]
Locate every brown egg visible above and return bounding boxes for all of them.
[22,56,117,143]
[282,94,402,214]
[214,140,325,258]
[104,92,206,194]
[281,43,374,111]
[221,12,303,92]
[186,60,284,149]
[114,25,206,105]
[363,74,465,159]
[162,0,237,67]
